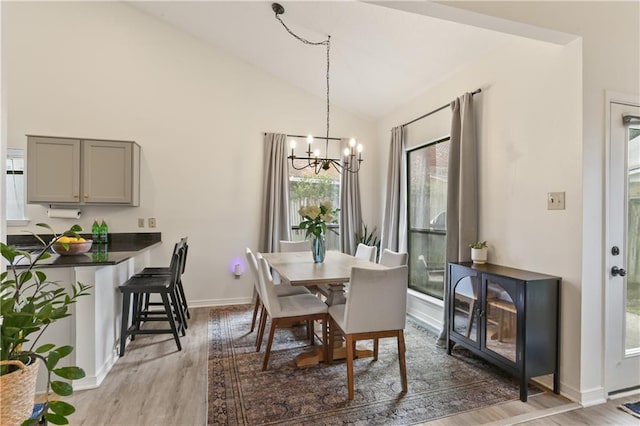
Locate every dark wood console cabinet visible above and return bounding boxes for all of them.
[447,262,561,401]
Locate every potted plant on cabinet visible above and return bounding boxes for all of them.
[1,224,91,426]
[469,241,488,264]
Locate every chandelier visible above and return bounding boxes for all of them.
[272,2,363,174]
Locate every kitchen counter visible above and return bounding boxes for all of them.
[4,232,163,391]
[6,232,161,268]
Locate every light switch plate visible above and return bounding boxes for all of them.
[138,218,145,228]
[547,192,566,210]
[148,217,157,228]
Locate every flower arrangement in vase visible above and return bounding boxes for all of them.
[298,201,339,263]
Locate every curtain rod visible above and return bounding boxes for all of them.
[623,114,640,124]
[401,88,482,128]
[264,132,343,141]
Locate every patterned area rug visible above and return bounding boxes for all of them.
[619,401,640,419]
[207,305,539,425]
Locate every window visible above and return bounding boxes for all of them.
[6,148,27,222]
[288,159,341,250]
[407,137,449,298]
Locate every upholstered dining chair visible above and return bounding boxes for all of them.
[354,243,377,263]
[245,248,309,335]
[327,265,409,400]
[378,249,408,267]
[279,240,309,252]
[255,254,328,371]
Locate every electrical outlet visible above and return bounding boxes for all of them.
[148,217,157,228]
[547,192,566,210]
[138,218,145,228]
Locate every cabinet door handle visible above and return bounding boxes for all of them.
[73,193,79,198]
[84,194,89,198]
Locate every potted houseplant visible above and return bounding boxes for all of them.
[1,224,91,425]
[298,201,339,263]
[469,241,488,264]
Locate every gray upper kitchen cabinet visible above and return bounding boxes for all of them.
[27,135,140,206]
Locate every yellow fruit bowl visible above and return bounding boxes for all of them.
[52,239,93,256]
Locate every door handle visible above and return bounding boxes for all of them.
[611,266,626,277]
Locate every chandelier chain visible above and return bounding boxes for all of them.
[275,14,330,149]
[273,3,362,174]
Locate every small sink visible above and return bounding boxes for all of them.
[13,245,50,254]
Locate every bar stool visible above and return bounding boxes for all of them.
[136,237,190,327]
[119,252,183,356]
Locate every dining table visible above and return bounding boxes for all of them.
[261,250,387,366]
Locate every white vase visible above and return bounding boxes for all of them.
[471,247,488,264]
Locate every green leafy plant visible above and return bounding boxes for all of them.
[298,201,339,239]
[355,224,381,260]
[1,223,91,425]
[469,241,488,249]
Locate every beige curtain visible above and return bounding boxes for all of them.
[380,126,407,253]
[437,92,478,347]
[259,133,291,252]
[340,140,362,254]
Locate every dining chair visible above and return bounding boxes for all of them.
[354,243,377,263]
[255,254,328,370]
[378,249,408,267]
[245,248,310,335]
[279,240,309,252]
[327,265,408,400]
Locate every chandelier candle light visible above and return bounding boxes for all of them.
[272,2,363,174]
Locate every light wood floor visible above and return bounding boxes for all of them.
[66,307,639,425]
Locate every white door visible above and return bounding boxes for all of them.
[605,99,640,393]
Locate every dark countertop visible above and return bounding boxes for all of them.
[6,233,162,268]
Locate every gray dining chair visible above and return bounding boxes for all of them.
[327,265,409,400]
[255,254,328,370]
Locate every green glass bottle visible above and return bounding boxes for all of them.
[99,220,109,244]
[92,220,100,243]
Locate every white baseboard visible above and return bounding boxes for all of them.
[73,349,118,391]
[189,297,252,308]
[407,290,444,332]
[578,387,608,407]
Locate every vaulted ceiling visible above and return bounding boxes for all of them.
[129,1,517,119]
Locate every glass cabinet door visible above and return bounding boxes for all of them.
[484,278,517,362]
[452,276,479,343]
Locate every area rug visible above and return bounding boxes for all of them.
[619,400,640,419]
[207,304,539,425]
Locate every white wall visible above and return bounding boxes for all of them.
[443,0,640,405]
[376,36,583,397]
[3,2,377,305]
